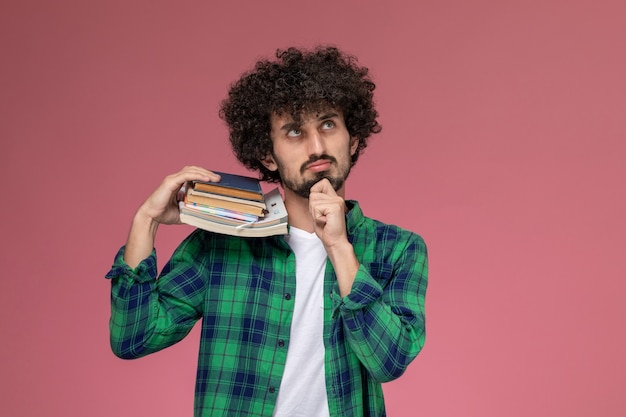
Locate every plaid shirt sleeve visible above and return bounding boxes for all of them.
[338,230,427,382]
[105,235,207,359]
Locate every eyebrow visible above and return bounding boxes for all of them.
[279,112,340,132]
[280,121,301,132]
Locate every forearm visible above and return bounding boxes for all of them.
[326,241,360,297]
[124,209,160,269]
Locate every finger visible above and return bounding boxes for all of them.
[309,178,336,196]
[178,166,221,183]
[309,200,343,225]
[165,167,220,192]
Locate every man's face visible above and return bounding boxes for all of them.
[263,109,359,198]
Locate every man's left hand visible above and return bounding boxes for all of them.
[308,179,359,296]
[308,178,349,249]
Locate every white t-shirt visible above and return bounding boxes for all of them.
[273,227,330,417]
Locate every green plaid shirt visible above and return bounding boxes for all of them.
[106,201,427,417]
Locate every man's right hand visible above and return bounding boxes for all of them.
[137,166,220,226]
[123,166,220,268]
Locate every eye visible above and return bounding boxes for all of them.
[321,120,335,130]
[287,129,301,138]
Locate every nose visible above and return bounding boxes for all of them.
[307,130,326,156]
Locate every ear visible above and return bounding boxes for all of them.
[349,136,359,156]
[261,153,278,172]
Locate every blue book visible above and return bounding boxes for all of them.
[192,171,263,201]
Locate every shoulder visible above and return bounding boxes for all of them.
[346,200,427,261]
[347,200,426,245]
[176,228,287,258]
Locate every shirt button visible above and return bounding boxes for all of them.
[269,386,276,393]
[278,340,285,347]
[284,293,291,300]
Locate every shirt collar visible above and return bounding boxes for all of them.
[345,200,365,235]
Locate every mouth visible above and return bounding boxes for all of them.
[306,159,333,173]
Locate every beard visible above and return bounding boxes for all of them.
[278,154,352,198]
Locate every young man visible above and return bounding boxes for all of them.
[106,46,428,417]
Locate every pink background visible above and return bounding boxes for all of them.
[1,1,625,416]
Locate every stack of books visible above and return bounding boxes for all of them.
[179,171,288,237]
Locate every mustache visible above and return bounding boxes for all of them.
[300,155,337,173]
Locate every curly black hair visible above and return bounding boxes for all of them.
[219,46,382,183]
